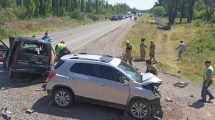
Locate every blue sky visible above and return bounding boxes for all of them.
[107,0,157,10]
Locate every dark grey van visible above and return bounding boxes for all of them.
[0,37,53,80]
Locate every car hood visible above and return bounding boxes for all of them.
[141,73,162,85]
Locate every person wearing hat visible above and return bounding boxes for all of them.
[149,41,157,63]
[140,38,148,61]
[55,41,66,62]
[124,40,133,65]
[199,60,214,102]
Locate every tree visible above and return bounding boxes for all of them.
[80,0,85,12]
[167,0,178,24]
[86,0,92,13]
[204,0,215,21]
[153,6,166,17]
[187,0,196,23]
[25,0,35,18]
[0,0,16,8]
[179,0,187,24]
[95,0,99,13]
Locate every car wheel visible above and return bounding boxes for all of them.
[9,70,14,79]
[53,89,73,107]
[128,99,152,120]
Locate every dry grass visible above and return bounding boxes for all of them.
[1,17,94,39]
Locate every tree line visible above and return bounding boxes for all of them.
[0,0,130,20]
[152,0,215,24]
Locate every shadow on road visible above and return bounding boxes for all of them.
[32,96,132,120]
[0,63,46,90]
[188,101,205,109]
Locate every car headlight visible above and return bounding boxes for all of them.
[142,83,161,97]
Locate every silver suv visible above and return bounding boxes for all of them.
[46,53,163,119]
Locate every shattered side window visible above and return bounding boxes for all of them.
[21,41,48,56]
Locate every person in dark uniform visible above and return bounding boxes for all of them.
[145,59,158,76]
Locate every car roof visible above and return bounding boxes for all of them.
[15,37,50,44]
[61,53,121,67]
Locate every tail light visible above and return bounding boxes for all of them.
[12,47,20,68]
[49,51,52,66]
[13,47,20,62]
[47,72,56,81]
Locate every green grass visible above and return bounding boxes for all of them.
[124,14,215,86]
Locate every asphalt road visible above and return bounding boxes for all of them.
[46,19,130,51]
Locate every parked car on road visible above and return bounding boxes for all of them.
[46,53,163,119]
[111,16,119,21]
[0,37,53,81]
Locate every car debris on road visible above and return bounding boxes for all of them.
[0,107,13,120]
[173,82,189,88]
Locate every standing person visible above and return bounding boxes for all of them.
[145,59,158,76]
[199,60,214,102]
[176,41,186,60]
[124,40,133,65]
[140,38,148,61]
[55,41,66,62]
[149,41,157,63]
[42,32,52,42]
[58,47,71,59]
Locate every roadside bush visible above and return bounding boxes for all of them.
[0,8,16,39]
[0,8,16,22]
[87,14,104,21]
[70,9,85,20]
[13,6,27,19]
[152,6,166,17]
[194,19,201,27]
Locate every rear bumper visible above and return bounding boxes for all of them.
[10,68,50,74]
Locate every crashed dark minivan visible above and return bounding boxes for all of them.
[0,37,53,81]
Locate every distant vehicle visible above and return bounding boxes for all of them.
[118,15,123,20]
[46,53,163,119]
[0,37,53,81]
[111,16,119,21]
[157,23,171,30]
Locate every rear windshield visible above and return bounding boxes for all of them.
[54,60,65,69]
[21,41,48,56]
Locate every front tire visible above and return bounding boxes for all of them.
[128,99,152,120]
[53,89,73,107]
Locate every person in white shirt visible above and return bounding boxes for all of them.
[176,41,186,60]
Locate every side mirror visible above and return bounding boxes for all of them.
[123,80,130,86]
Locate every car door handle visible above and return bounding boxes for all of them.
[99,83,105,86]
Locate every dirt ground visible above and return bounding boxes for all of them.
[0,19,215,120]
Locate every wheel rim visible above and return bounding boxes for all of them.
[55,91,71,106]
[131,102,148,118]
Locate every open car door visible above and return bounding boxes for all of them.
[0,40,9,62]
[9,36,15,46]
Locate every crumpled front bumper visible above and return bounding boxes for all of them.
[150,98,163,119]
